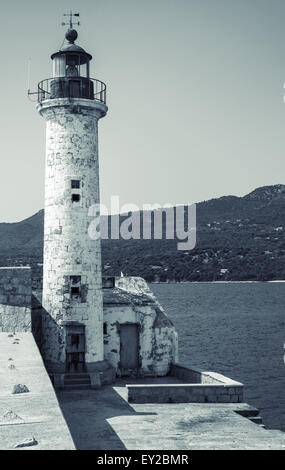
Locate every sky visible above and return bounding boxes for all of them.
[0,0,285,222]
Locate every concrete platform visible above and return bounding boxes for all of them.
[57,380,285,450]
[1,333,284,450]
[0,332,75,450]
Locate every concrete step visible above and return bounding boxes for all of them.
[64,378,90,385]
[64,383,91,391]
[63,373,91,390]
[249,416,263,425]
[235,406,260,418]
[64,373,89,379]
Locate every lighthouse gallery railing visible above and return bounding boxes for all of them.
[37,77,106,104]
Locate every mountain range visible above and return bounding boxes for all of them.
[0,184,284,281]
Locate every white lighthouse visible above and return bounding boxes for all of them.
[37,21,107,374]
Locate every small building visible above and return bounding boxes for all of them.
[103,276,178,377]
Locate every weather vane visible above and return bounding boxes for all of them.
[62,10,80,29]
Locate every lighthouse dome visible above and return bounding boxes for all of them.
[51,28,92,63]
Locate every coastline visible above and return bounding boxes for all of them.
[150,280,285,284]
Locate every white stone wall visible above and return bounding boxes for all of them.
[153,325,178,375]
[38,98,107,371]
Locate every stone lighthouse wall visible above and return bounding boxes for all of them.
[38,98,107,373]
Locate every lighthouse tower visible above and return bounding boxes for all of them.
[37,20,107,374]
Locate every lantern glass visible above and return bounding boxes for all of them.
[53,55,66,77]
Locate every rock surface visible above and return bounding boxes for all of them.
[14,437,38,448]
[12,384,29,394]
[1,410,23,424]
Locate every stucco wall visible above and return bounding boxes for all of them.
[103,303,156,374]
[0,267,31,333]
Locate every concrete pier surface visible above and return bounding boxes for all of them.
[0,333,75,450]
[1,332,284,450]
[57,380,285,450]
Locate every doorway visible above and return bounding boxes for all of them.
[65,324,85,373]
[120,324,139,373]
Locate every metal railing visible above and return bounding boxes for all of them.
[36,77,107,104]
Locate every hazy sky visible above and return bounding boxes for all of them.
[1,0,285,222]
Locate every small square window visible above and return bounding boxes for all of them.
[71,286,80,296]
[71,180,80,189]
[72,194,80,202]
[102,277,115,289]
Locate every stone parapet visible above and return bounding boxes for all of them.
[0,267,31,332]
[127,364,244,403]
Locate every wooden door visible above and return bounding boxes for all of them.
[120,324,139,371]
[65,324,85,373]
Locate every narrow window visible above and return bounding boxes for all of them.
[70,276,81,299]
[103,323,107,335]
[72,194,80,202]
[71,286,80,297]
[71,180,80,189]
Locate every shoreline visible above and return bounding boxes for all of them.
[150,280,285,284]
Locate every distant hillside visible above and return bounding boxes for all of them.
[0,184,284,281]
[0,210,44,255]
